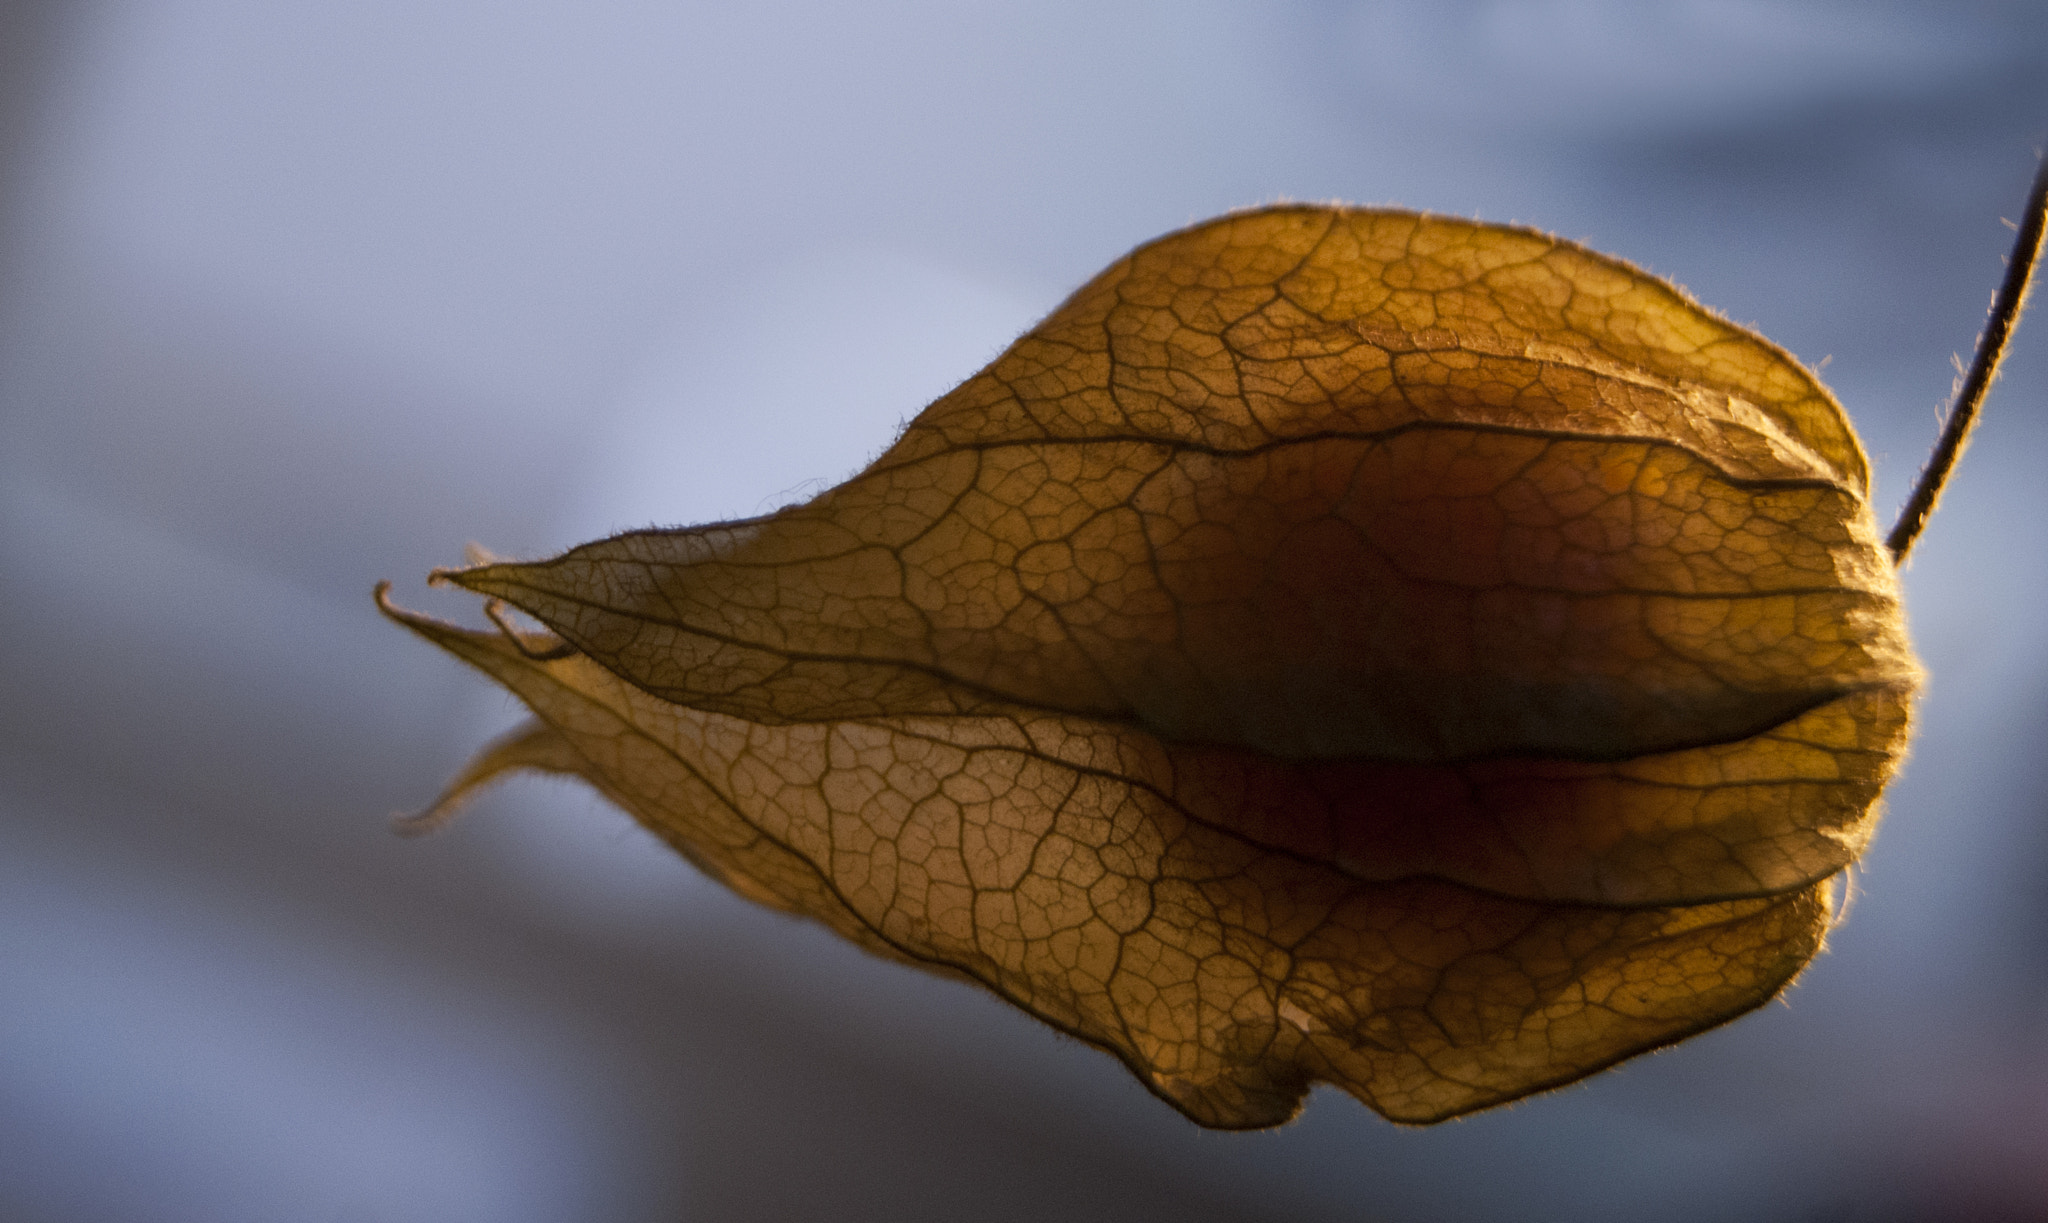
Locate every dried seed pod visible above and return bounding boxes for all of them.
[384,205,1927,1127]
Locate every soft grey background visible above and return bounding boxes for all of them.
[2,2,2045,1220]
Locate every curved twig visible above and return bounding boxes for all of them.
[1887,153,2048,563]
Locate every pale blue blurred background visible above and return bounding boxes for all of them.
[2,2,2045,1220]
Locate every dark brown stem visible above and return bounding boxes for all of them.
[1887,153,2048,563]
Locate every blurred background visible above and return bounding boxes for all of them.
[1,1,2045,1219]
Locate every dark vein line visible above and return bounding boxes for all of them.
[856,417,1855,495]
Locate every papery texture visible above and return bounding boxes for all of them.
[382,595,1834,1126]
[386,206,1917,1125]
